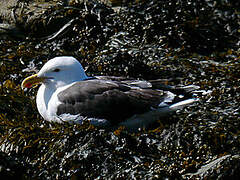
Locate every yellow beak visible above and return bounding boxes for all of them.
[21,74,46,89]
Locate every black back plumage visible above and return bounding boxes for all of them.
[57,79,166,124]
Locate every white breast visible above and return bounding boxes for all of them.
[36,82,78,123]
[36,84,49,121]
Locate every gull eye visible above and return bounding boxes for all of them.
[53,68,60,72]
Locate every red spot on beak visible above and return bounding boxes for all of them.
[25,83,32,88]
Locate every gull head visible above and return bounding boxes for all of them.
[21,56,88,89]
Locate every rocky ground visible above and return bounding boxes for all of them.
[0,0,239,179]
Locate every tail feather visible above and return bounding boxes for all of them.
[169,98,198,111]
[119,98,198,131]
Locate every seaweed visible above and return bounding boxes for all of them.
[0,0,240,179]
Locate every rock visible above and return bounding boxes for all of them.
[0,0,62,38]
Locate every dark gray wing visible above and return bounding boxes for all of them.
[96,76,199,94]
[57,79,166,124]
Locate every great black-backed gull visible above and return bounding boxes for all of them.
[21,56,199,130]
